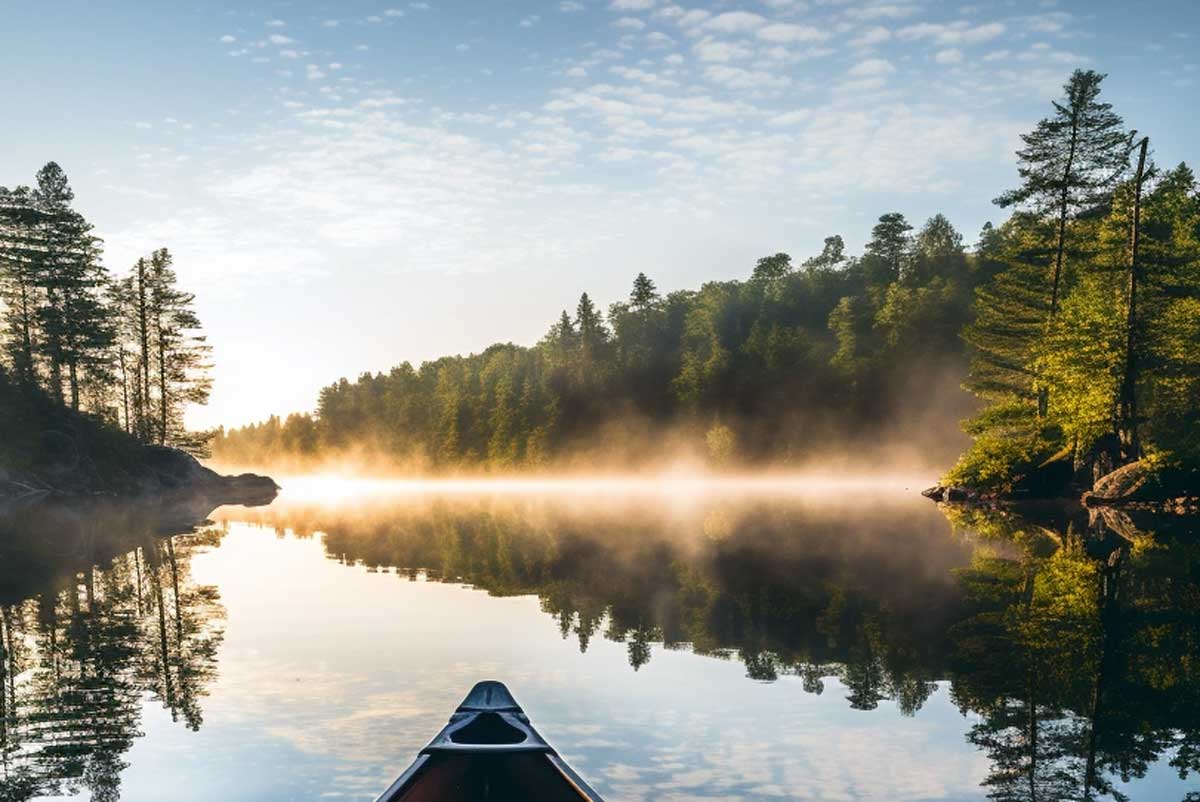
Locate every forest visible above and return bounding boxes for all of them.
[0,163,212,469]
[214,70,1200,495]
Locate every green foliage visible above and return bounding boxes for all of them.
[952,69,1200,492]
[215,213,985,470]
[0,163,212,469]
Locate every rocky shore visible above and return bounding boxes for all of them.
[924,459,1200,514]
[0,444,278,509]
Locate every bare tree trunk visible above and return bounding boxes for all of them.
[119,348,131,433]
[158,335,169,446]
[68,359,79,411]
[137,259,152,441]
[1040,115,1081,418]
[1119,137,1149,463]
[167,536,184,646]
[151,553,176,716]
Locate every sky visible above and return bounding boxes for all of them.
[1,0,1197,429]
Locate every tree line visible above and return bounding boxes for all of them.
[215,69,1199,490]
[214,211,985,469]
[0,164,211,453]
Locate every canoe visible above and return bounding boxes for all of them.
[375,681,606,802]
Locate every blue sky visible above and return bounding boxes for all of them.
[1,0,1197,428]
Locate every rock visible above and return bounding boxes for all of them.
[921,485,980,503]
[212,472,280,507]
[1090,461,1155,503]
[1088,460,1200,507]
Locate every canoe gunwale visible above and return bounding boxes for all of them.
[373,681,606,802]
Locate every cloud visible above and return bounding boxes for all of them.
[845,3,919,20]
[322,19,340,27]
[385,8,405,17]
[613,16,646,29]
[306,64,326,80]
[756,23,827,43]
[848,58,895,77]
[610,0,656,9]
[268,34,295,45]
[220,34,236,44]
[897,21,1005,45]
[692,37,753,62]
[768,109,811,126]
[266,18,286,27]
[520,14,541,27]
[703,65,791,90]
[849,25,890,47]
[559,0,585,9]
[935,48,963,64]
[704,11,767,34]
[611,65,678,86]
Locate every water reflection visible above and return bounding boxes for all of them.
[0,499,225,801]
[224,491,968,699]
[0,487,1197,801]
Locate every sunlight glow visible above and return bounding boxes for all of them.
[268,471,932,504]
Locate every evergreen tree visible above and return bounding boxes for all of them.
[995,69,1129,319]
[862,213,912,287]
[574,292,607,353]
[0,186,43,385]
[146,249,211,450]
[951,215,1061,489]
[630,272,659,311]
[28,164,115,411]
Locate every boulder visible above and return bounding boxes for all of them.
[1086,460,1199,506]
[1087,461,1155,505]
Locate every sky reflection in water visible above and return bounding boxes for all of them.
[2,478,1197,801]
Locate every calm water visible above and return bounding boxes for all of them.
[1,478,1198,802]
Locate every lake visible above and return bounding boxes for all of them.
[1,477,1198,801]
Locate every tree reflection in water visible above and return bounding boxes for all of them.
[0,500,226,801]
[229,494,1200,801]
[1,492,1198,801]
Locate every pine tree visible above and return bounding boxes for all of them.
[146,249,212,450]
[630,272,659,311]
[861,213,912,287]
[574,292,607,352]
[995,70,1129,320]
[0,185,44,385]
[30,163,114,410]
[950,215,1061,489]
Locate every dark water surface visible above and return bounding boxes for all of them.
[1,478,1198,801]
